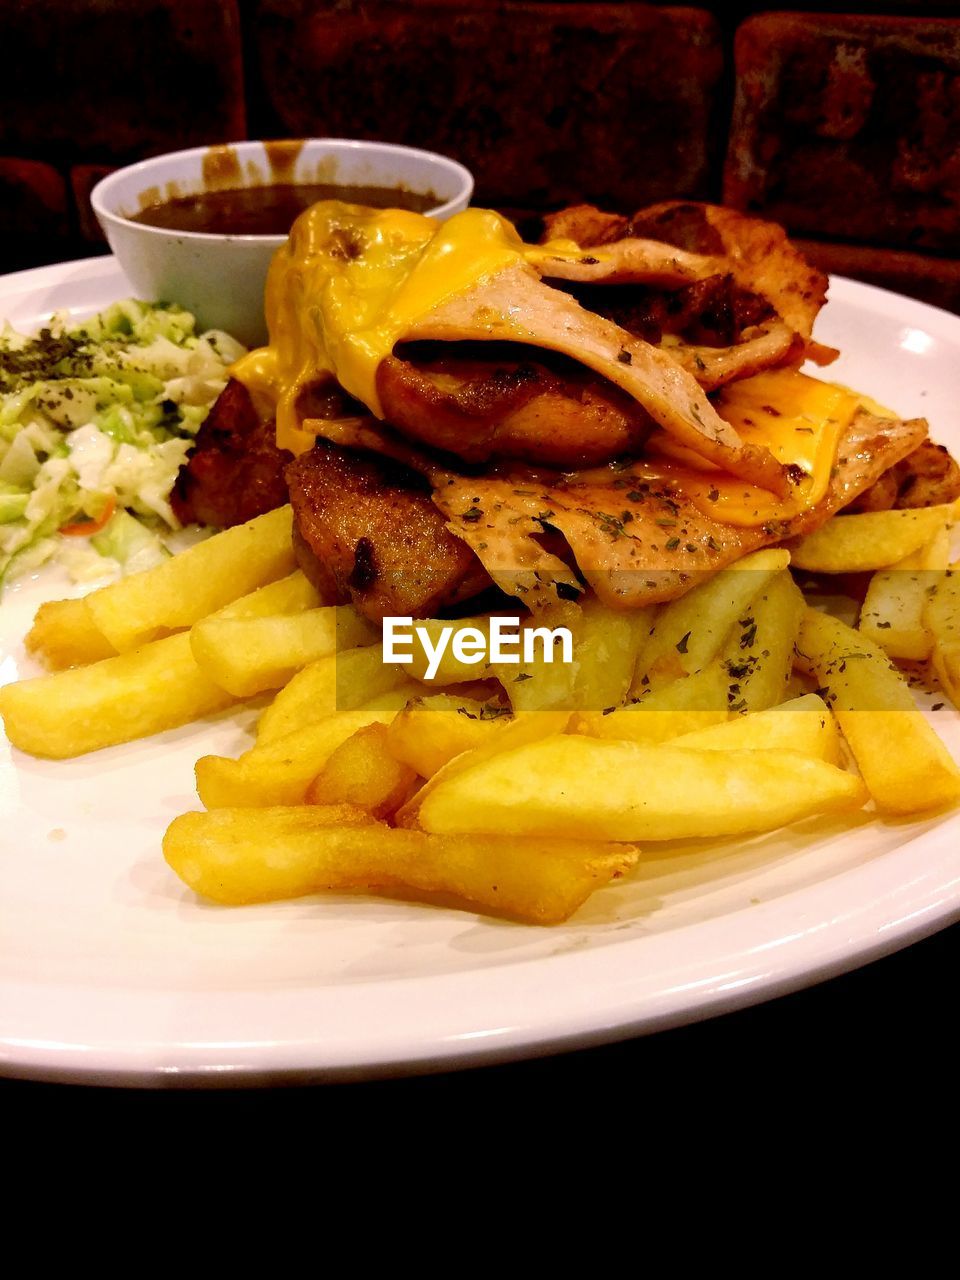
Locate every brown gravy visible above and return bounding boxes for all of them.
[129,183,440,236]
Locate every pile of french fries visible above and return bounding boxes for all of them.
[2,500,959,925]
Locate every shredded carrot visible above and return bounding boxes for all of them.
[60,495,117,537]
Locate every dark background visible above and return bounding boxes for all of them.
[2,1,959,310]
[2,0,959,1107]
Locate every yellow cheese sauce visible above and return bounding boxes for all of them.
[231,201,885,527]
[641,370,870,527]
[231,202,594,454]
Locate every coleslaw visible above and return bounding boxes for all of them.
[0,299,246,587]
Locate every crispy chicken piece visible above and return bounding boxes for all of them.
[406,261,791,495]
[370,207,829,489]
[322,411,927,613]
[431,412,928,610]
[547,273,801,391]
[553,274,774,348]
[541,205,628,246]
[543,201,829,342]
[847,440,960,512]
[171,379,291,528]
[538,200,832,390]
[378,342,653,468]
[286,439,489,622]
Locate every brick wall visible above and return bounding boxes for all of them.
[1,1,958,310]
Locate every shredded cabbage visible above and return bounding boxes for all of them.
[0,299,246,587]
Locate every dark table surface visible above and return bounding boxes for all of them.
[3,246,958,1117]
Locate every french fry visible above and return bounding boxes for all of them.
[631,548,790,693]
[215,569,321,620]
[25,596,117,669]
[405,614,496,684]
[1,569,329,758]
[790,505,953,573]
[196,686,419,808]
[932,647,960,710]
[24,562,318,676]
[163,806,638,923]
[190,606,376,697]
[305,723,420,818]
[387,693,512,777]
[490,612,577,711]
[574,599,653,711]
[576,660,730,743]
[796,607,960,813]
[396,709,570,828]
[492,599,652,713]
[719,570,805,712]
[669,694,841,763]
[86,505,296,651]
[859,527,949,661]
[0,631,235,758]
[256,644,411,743]
[164,804,375,902]
[416,733,866,841]
[925,564,960,708]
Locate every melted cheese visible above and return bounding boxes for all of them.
[643,370,869,526]
[231,202,880,528]
[231,201,592,453]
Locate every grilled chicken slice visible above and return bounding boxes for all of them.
[171,379,291,528]
[542,201,828,342]
[430,412,928,610]
[312,410,928,612]
[406,261,791,495]
[286,439,489,622]
[377,342,653,468]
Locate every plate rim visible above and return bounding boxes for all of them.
[2,257,959,1087]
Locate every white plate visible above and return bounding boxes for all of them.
[1,256,959,1086]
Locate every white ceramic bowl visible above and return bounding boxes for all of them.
[91,139,474,346]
